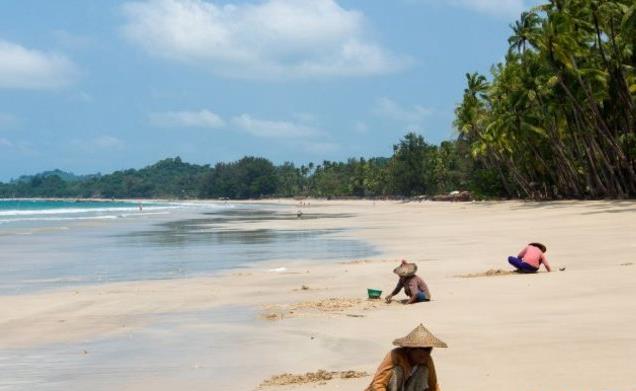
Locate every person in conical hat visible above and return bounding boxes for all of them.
[508,242,552,273]
[384,260,432,304]
[366,324,446,391]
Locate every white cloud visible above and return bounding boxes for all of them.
[121,0,408,79]
[353,120,368,133]
[150,109,225,128]
[70,135,125,152]
[0,139,37,156]
[0,40,77,89]
[406,0,526,18]
[292,112,317,124]
[94,136,125,149]
[75,91,93,102]
[232,114,321,138]
[300,141,340,154]
[374,97,432,124]
[230,113,338,154]
[0,138,13,148]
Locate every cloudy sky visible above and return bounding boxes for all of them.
[0,0,542,180]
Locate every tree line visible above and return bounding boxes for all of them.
[0,134,492,199]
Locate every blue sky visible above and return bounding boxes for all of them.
[0,0,542,180]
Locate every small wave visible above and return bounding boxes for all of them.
[0,226,70,236]
[0,210,176,226]
[0,205,176,217]
[20,276,87,284]
[119,211,170,217]
[162,201,235,209]
[0,215,121,223]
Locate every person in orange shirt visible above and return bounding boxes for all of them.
[366,324,446,391]
[508,242,552,272]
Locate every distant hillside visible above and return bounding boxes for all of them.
[88,157,211,198]
[0,135,476,200]
[0,157,212,199]
[12,169,100,183]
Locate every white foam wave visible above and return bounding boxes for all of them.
[0,210,174,223]
[0,205,175,217]
[162,201,235,209]
[0,215,119,223]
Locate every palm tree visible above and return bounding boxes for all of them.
[455,0,635,199]
[508,11,540,54]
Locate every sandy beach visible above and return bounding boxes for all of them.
[1,200,635,390]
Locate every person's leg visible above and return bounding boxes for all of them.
[520,263,539,273]
[415,292,429,302]
[508,256,538,273]
[508,256,524,269]
[388,367,405,391]
[404,366,429,391]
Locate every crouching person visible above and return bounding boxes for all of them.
[366,324,446,391]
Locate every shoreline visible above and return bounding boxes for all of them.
[1,200,635,390]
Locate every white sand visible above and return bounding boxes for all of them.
[1,200,635,390]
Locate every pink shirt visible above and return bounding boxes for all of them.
[518,245,551,271]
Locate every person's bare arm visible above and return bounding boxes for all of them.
[385,280,403,302]
[517,246,528,258]
[406,278,419,304]
[541,254,552,272]
[421,280,432,300]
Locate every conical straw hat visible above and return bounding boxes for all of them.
[392,324,448,348]
[393,261,417,277]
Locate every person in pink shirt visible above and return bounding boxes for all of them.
[508,242,552,272]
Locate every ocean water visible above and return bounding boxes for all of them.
[0,199,376,294]
[0,200,378,389]
[0,199,170,225]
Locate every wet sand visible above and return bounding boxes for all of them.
[1,200,635,390]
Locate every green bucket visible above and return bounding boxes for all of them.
[367,288,382,299]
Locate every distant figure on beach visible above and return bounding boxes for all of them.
[385,260,431,304]
[366,324,446,391]
[138,202,143,213]
[296,210,303,218]
[508,242,551,272]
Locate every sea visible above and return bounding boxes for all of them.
[0,199,377,390]
[0,199,375,294]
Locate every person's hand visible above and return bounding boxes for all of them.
[384,295,393,303]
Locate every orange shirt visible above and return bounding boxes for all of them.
[365,348,440,391]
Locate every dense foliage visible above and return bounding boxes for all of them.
[0,134,475,199]
[0,157,210,199]
[200,157,279,199]
[455,0,636,198]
